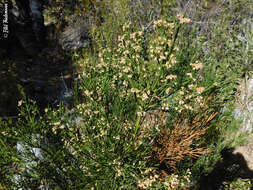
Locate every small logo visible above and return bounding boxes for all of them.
[1,1,9,39]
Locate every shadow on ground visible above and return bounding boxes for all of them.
[0,24,76,117]
[196,148,253,190]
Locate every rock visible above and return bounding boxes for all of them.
[14,133,60,189]
[6,0,46,56]
[16,134,47,161]
[17,141,44,161]
[59,18,91,51]
[29,0,45,43]
[233,137,253,170]
[233,78,253,132]
[14,134,48,188]
[232,77,253,171]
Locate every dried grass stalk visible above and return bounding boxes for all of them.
[153,110,217,171]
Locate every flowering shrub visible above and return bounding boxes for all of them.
[86,15,218,117]
[0,0,249,189]
[72,14,225,187]
[136,168,192,189]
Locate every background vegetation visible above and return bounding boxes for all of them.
[0,0,252,189]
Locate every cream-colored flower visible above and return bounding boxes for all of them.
[190,61,203,70]
[137,112,143,117]
[177,14,191,24]
[153,19,163,27]
[179,90,184,95]
[122,22,131,32]
[166,87,171,94]
[120,58,126,64]
[166,22,175,29]
[196,96,203,103]
[123,67,131,73]
[188,84,194,90]
[127,74,132,78]
[166,61,172,69]
[160,55,166,61]
[54,121,61,126]
[177,13,183,18]
[170,56,177,64]
[141,93,149,101]
[138,31,143,36]
[134,45,141,51]
[84,90,91,96]
[131,88,141,93]
[181,17,191,23]
[184,105,193,111]
[155,46,162,52]
[52,127,57,134]
[18,100,24,107]
[179,100,184,105]
[1,131,7,136]
[166,74,177,80]
[186,72,193,78]
[100,130,107,136]
[123,50,130,55]
[118,35,123,42]
[196,87,205,94]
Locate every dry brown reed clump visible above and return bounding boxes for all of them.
[153,110,218,172]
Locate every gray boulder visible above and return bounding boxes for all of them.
[233,78,253,132]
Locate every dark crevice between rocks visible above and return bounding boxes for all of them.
[194,148,253,190]
[0,38,76,117]
[0,3,90,117]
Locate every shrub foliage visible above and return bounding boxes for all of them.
[1,0,251,189]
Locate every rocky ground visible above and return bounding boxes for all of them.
[0,24,77,117]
